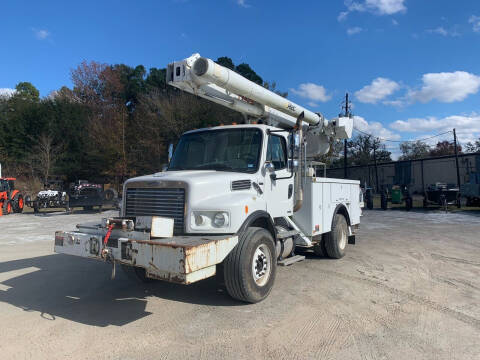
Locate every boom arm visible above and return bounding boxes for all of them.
[167,53,353,155]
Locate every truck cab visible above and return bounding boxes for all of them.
[123,124,293,236]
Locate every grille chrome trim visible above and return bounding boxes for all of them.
[231,180,251,191]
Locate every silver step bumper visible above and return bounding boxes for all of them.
[54,230,238,284]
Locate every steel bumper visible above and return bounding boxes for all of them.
[54,231,238,284]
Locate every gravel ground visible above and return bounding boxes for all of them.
[0,209,479,359]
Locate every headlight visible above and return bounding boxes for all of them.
[213,212,229,227]
[190,211,230,229]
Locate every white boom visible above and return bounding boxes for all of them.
[167,53,353,155]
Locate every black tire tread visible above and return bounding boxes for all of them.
[325,214,348,259]
[224,227,276,303]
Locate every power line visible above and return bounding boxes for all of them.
[352,127,453,143]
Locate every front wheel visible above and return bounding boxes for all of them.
[324,214,348,259]
[224,227,276,303]
[12,194,24,213]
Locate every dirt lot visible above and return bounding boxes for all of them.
[0,209,479,360]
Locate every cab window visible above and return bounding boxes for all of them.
[266,135,287,170]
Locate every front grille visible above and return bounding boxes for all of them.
[231,180,251,191]
[125,188,185,234]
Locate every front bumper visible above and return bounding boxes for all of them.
[54,221,238,284]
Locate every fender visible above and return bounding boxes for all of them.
[331,203,351,228]
[332,203,355,245]
[10,189,20,199]
[237,210,277,241]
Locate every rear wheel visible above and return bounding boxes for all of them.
[224,227,276,303]
[324,214,348,259]
[12,194,24,213]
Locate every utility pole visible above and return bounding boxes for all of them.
[453,128,461,188]
[373,140,379,193]
[341,93,352,179]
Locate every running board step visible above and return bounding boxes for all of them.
[276,230,300,240]
[278,255,305,266]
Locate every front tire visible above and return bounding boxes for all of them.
[224,227,277,303]
[324,214,348,259]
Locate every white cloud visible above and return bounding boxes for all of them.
[392,19,398,25]
[390,113,480,145]
[469,15,480,32]
[290,83,331,103]
[344,0,406,16]
[0,88,16,98]
[338,11,349,22]
[355,77,400,104]
[353,115,401,140]
[347,27,363,35]
[32,28,50,40]
[237,0,250,8]
[408,71,480,103]
[426,26,460,37]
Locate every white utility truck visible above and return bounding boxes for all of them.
[54,53,362,303]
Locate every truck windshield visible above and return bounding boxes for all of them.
[168,128,263,173]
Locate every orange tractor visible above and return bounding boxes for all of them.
[0,178,24,216]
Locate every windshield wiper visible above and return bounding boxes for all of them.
[194,164,235,171]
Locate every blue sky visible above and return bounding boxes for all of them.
[1,0,480,151]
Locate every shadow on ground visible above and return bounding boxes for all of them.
[0,253,240,327]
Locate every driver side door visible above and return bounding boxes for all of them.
[263,134,294,218]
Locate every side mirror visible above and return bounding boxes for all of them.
[265,162,275,173]
[265,162,277,181]
[168,143,174,163]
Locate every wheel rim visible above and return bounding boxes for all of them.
[339,228,347,250]
[251,244,272,287]
[19,198,24,209]
[7,202,12,213]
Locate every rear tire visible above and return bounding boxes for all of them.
[224,227,276,303]
[324,214,348,259]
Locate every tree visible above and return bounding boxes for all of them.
[216,57,235,70]
[399,140,431,160]
[29,133,62,183]
[235,63,263,85]
[347,135,391,166]
[71,61,129,179]
[14,82,40,102]
[465,138,480,153]
[429,141,462,157]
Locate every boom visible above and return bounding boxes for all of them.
[167,53,353,156]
